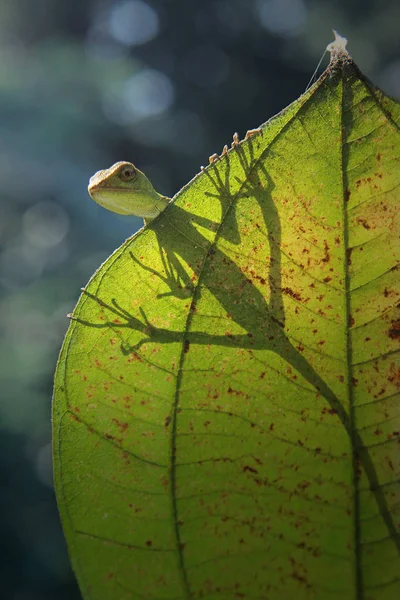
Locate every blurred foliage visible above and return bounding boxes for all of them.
[0,0,399,598]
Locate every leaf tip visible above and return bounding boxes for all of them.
[327,30,349,62]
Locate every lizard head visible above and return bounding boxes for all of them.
[88,161,168,220]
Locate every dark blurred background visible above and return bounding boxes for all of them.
[0,0,398,598]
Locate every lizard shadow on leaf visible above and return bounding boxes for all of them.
[129,247,194,300]
[74,132,399,553]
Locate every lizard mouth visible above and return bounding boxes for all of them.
[89,187,162,218]
[88,184,139,194]
[89,189,138,215]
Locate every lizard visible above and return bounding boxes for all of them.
[88,161,170,225]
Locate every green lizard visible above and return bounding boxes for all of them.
[88,161,169,224]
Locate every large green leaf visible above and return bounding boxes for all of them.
[53,49,400,600]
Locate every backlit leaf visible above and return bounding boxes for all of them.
[53,50,400,599]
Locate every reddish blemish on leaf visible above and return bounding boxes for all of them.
[322,240,330,263]
[388,365,400,387]
[112,418,128,433]
[282,287,302,302]
[322,407,337,416]
[356,217,371,230]
[388,320,400,339]
[243,465,258,474]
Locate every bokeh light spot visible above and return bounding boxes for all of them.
[22,201,69,249]
[109,0,160,47]
[103,68,174,123]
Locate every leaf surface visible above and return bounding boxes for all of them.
[53,53,400,600]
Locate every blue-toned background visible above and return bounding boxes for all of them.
[0,0,398,598]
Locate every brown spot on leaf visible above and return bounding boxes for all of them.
[388,320,400,339]
[322,240,330,263]
[243,465,258,474]
[112,418,128,433]
[347,248,353,265]
[282,287,302,301]
[388,364,400,387]
[128,353,142,363]
[356,217,371,230]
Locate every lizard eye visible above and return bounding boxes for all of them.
[119,166,136,181]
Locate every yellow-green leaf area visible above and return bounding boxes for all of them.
[53,54,400,600]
